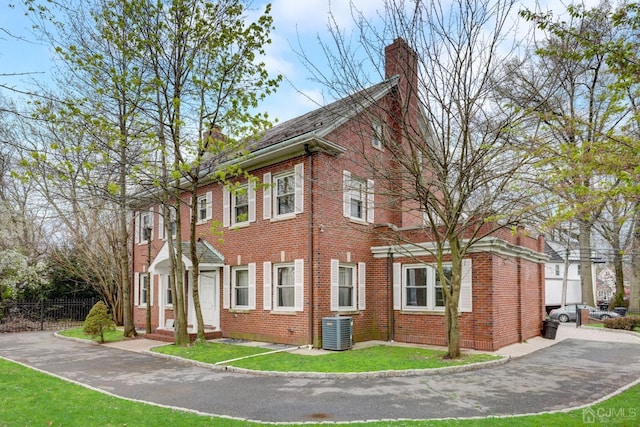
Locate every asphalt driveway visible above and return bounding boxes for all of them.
[1,331,640,423]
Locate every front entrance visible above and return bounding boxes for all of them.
[199,270,219,328]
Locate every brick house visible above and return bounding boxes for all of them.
[131,38,547,351]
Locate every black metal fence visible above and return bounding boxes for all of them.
[0,298,98,333]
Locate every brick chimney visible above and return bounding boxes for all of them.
[385,38,418,99]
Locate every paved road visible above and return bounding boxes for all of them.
[1,331,640,423]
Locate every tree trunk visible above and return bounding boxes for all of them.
[578,219,595,306]
[120,154,136,337]
[171,196,190,347]
[444,238,462,359]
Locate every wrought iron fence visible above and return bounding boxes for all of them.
[0,298,98,333]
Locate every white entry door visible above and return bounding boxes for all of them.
[199,270,219,328]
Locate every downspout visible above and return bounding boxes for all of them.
[388,248,394,342]
[130,213,137,326]
[304,144,314,347]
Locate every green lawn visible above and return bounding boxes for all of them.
[153,342,499,372]
[1,357,639,426]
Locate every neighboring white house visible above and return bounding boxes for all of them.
[544,241,600,312]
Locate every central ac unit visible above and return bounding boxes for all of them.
[322,316,353,350]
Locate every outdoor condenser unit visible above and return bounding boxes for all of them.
[322,316,353,350]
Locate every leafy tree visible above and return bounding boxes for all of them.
[308,0,535,358]
[513,2,635,306]
[134,0,279,344]
[83,300,115,343]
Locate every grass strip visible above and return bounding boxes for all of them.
[154,342,500,372]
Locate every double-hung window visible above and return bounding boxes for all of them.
[372,120,383,150]
[233,187,249,224]
[223,182,255,227]
[276,265,295,308]
[196,192,212,224]
[137,209,153,244]
[343,171,374,223]
[233,267,249,308]
[263,164,304,220]
[134,272,153,307]
[140,273,150,305]
[158,206,177,240]
[275,174,295,216]
[165,275,173,306]
[223,263,256,310]
[330,260,366,311]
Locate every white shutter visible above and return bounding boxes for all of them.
[358,262,366,310]
[330,259,339,311]
[294,258,304,311]
[263,261,272,310]
[158,205,165,240]
[459,259,473,312]
[223,187,230,227]
[223,265,230,309]
[393,262,402,310]
[134,272,140,306]
[366,179,374,224]
[248,263,256,309]
[343,170,351,217]
[134,213,141,243]
[248,181,256,223]
[263,173,272,219]
[206,191,213,220]
[294,163,304,214]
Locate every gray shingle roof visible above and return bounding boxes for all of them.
[250,77,399,151]
[179,241,224,265]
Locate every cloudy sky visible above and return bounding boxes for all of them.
[0,0,600,123]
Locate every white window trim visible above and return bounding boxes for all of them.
[401,264,439,311]
[136,208,154,245]
[330,260,366,312]
[164,274,173,308]
[342,170,374,224]
[265,163,304,221]
[372,120,383,150]
[159,206,177,241]
[223,182,256,228]
[271,259,304,312]
[393,260,472,312]
[231,264,256,310]
[196,192,213,225]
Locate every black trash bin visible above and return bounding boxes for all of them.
[542,319,559,339]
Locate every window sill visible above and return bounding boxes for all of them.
[230,221,250,229]
[336,309,359,315]
[399,309,445,315]
[196,219,211,226]
[270,213,297,222]
[229,308,252,313]
[345,217,369,226]
[270,310,297,315]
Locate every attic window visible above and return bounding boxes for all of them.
[372,121,383,150]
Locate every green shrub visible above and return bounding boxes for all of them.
[83,301,115,343]
[603,316,640,331]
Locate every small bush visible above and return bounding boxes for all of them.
[83,301,115,343]
[603,316,640,331]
